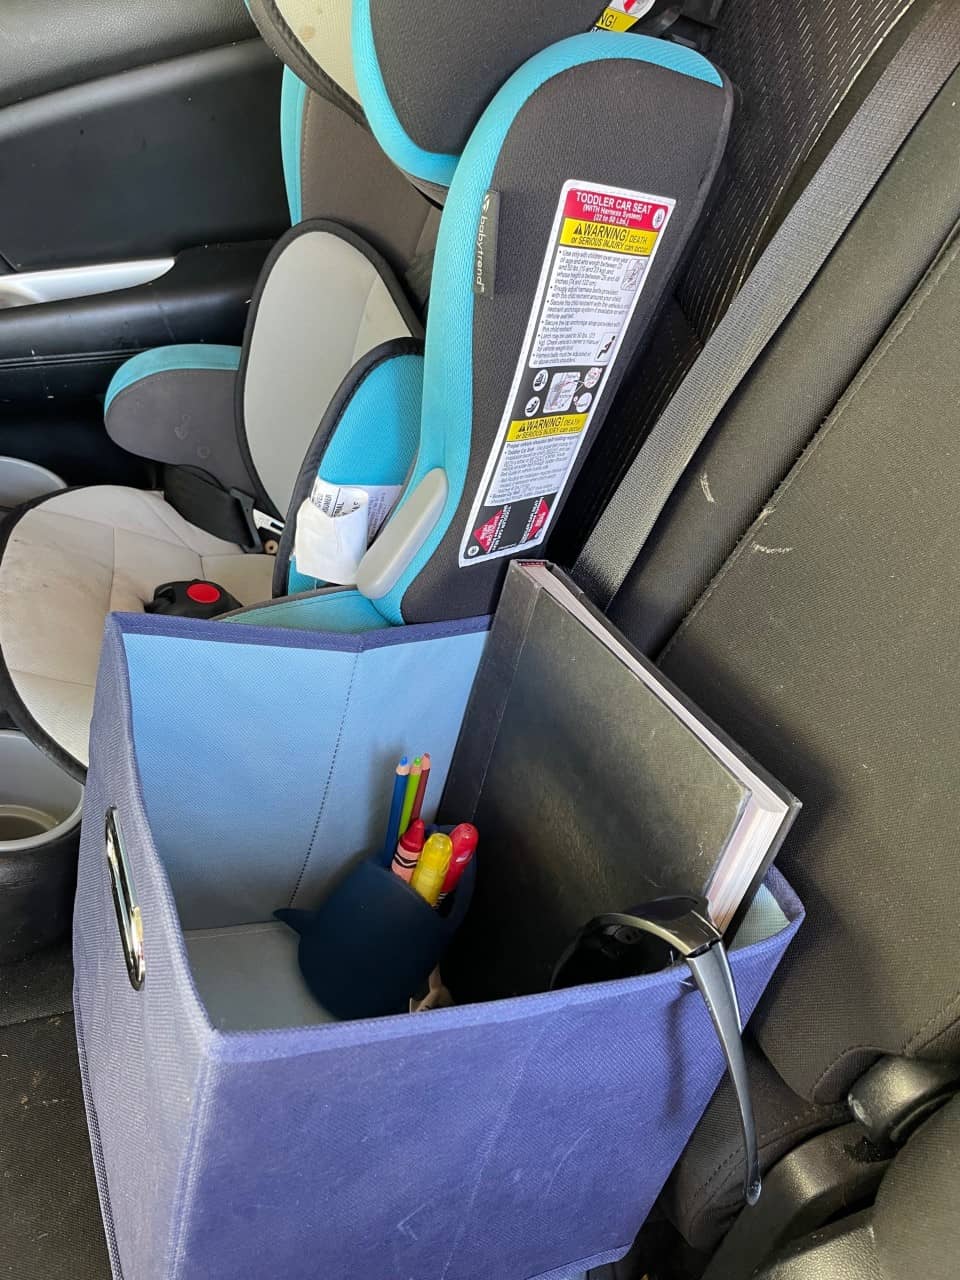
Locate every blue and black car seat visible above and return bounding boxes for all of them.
[248,0,439,283]
[0,3,731,777]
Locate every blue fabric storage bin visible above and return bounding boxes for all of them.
[74,612,803,1280]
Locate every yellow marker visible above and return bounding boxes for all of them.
[410,832,453,907]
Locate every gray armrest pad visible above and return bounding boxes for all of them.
[106,363,254,494]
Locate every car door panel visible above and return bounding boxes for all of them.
[0,40,286,271]
[0,0,254,110]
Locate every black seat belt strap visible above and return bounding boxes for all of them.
[163,467,283,553]
[573,0,960,609]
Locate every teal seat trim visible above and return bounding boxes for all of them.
[372,32,722,624]
[352,0,459,187]
[280,66,309,224]
[104,345,242,413]
[288,352,424,595]
[226,589,388,633]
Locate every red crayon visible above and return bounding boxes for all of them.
[437,823,479,902]
[391,819,425,882]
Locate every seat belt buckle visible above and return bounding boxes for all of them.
[229,488,284,555]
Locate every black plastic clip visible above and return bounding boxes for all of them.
[229,488,284,555]
[552,894,760,1206]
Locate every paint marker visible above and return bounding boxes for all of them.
[437,824,479,903]
[410,832,453,907]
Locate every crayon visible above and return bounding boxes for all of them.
[391,819,425,882]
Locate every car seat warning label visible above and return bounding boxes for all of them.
[594,1,657,33]
[458,179,675,567]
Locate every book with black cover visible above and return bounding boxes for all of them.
[441,561,799,1001]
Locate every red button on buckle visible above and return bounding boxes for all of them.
[187,582,221,605]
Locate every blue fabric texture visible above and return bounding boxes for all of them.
[74,612,803,1280]
[104,344,241,412]
[280,65,308,223]
[352,0,458,186]
[372,32,721,624]
[118,612,487,926]
[287,351,424,594]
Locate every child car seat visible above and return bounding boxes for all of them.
[0,10,731,778]
[96,1,436,551]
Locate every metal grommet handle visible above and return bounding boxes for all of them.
[105,806,145,990]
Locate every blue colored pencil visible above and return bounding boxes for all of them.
[381,757,409,865]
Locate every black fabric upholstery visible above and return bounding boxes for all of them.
[552,0,923,562]
[655,234,960,1104]
[607,66,960,652]
[369,0,599,158]
[679,0,920,334]
[402,58,730,622]
[0,0,253,111]
[105,366,254,496]
[662,1039,848,1251]
[873,1095,960,1280]
[298,91,434,277]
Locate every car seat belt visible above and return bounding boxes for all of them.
[163,466,283,554]
[573,0,960,610]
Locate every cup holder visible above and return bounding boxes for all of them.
[0,456,66,514]
[0,730,83,961]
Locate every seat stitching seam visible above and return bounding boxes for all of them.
[9,667,96,691]
[688,1103,848,1215]
[144,492,243,554]
[902,987,960,1054]
[288,647,361,905]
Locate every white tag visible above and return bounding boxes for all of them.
[293,479,402,583]
[293,496,367,584]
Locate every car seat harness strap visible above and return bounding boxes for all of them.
[163,466,284,554]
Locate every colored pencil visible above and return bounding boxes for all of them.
[409,753,431,825]
[398,756,422,836]
[381,756,409,865]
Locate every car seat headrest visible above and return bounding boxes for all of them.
[353,0,605,190]
[353,0,720,191]
[245,0,361,111]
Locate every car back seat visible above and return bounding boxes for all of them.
[552,0,927,564]
[569,3,960,1264]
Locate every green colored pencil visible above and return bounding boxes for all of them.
[398,756,422,836]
